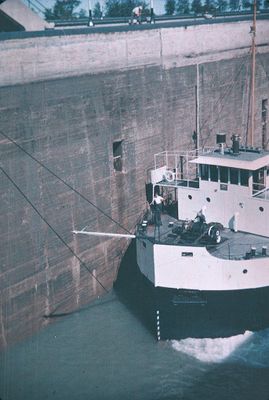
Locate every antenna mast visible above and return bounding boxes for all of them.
[249,0,257,146]
[196,63,200,153]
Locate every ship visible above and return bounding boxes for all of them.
[132,0,269,340]
[75,111,269,341]
[135,134,269,340]
[73,0,269,341]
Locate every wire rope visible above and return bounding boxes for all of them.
[0,166,110,318]
[0,130,132,235]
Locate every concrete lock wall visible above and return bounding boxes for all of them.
[0,21,269,347]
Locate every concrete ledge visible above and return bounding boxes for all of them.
[0,19,269,87]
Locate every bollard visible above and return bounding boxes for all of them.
[251,247,256,257]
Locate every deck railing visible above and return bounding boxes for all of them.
[153,148,214,187]
[252,185,265,195]
[208,240,269,260]
[252,186,269,200]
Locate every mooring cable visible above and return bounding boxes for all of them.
[0,130,132,235]
[0,165,110,318]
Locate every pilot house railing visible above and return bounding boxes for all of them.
[153,148,213,188]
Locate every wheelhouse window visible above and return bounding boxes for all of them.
[219,167,228,183]
[209,165,218,182]
[113,141,123,172]
[257,168,265,182]
[200,164,209,180]
[240,169,249,186]
[253,167,265,193]
[230,168,239,185]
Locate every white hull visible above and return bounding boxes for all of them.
[136,238,269,291]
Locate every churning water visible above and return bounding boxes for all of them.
[1,289,269,400]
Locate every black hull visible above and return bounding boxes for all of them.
[155,285,269,340]
[115,242,269,340]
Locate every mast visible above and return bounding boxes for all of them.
[249,0,257,147]
[195,63,200,153]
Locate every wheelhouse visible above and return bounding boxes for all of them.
[150,138,269,238]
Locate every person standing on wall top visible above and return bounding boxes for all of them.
[132,5,143,24]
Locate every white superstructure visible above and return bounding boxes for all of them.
[151,141,269,237]
[137,136,269,292]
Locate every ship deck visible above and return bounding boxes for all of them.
[157,179,199,189]
[137,212,269,260]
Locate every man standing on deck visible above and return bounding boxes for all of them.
[151,193,164,241]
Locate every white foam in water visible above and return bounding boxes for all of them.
[171,331,253,363]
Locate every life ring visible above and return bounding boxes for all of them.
[165,170,175,182]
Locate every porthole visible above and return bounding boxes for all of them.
[243,269,248,274]
[259,206,264,212]
[188,195,192,200]
[206,197,211,202]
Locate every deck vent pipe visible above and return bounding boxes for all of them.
[262,246,267,256]
[216,133,226,155]
[251,247,256,257]
[231,134,240,155]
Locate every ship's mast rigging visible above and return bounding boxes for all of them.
[248,0,257,147]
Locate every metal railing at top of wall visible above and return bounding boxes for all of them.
[24,0,46,17]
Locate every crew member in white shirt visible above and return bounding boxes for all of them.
[151,192,164,240]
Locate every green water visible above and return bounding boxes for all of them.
[1,291,269,400]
